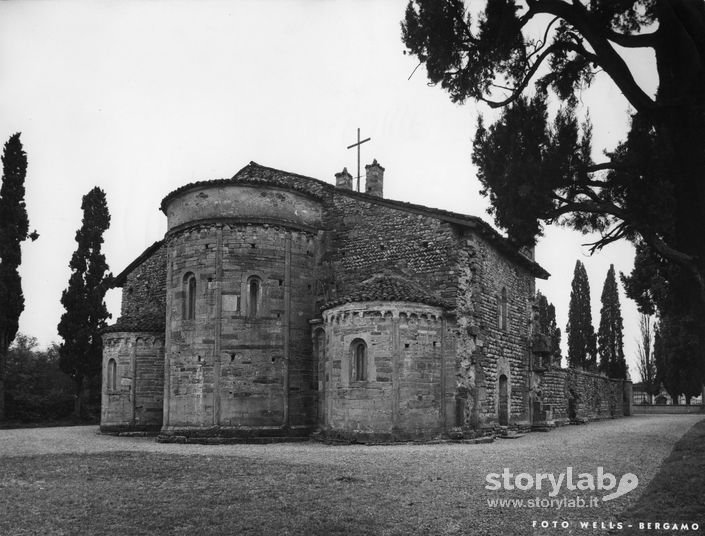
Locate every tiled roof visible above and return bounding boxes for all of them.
[159,161,549,279]
[322,275,451,311]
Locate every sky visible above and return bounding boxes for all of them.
[0,1,657,378]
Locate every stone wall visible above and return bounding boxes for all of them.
[321,302,452,441]
[118,244,167,331]
[321,194,460,305]
[162,221,320,437]
[454,230,535,430]
[101,332,164,432]
[536,368,629,424]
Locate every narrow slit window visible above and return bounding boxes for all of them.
[247,276,261,318]
[352,340,367,382]
[500,287,508,330]
[184,273,196,320]
[107,358,117,391]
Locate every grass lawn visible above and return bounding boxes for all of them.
[618,418,705,534]
[0,451,469,536]
[1,417,703,535]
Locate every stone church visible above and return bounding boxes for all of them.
[101,160,631,442]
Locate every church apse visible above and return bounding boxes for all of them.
[159,181,323,439]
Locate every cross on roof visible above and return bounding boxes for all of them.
[346,128,371,192]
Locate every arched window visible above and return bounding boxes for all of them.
[247,276,261,318]
[499,287,508,330]
[183,273,196,320]
[351,339,367,382]
[107,358,117,391]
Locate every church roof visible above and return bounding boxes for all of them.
[321,275,451,311]
[160,161,549,279]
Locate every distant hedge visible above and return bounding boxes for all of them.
[4,334,77,423]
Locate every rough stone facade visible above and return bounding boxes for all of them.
[101,332,164,432]
[102,160,631,441]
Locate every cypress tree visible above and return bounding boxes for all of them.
[566,260,596,370]
[57,187,111,417]
[0,133,37,420]
[598,264,626,378]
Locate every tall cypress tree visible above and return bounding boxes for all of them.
[598,265,626,378]
[58,187,111,417]
[566,260,596,370]
[0,133,37,420]
[536,291,562,365]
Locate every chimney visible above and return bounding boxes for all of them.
[365,159,384,197]
[335,167,353,190]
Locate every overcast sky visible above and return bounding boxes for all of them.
[1,1,657,377]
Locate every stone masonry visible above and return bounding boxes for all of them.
[102,160,632,441]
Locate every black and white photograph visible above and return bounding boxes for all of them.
[0,1,703,534]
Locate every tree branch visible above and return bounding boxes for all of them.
[585,161,628,173]
[582,222,629,253]
[606,29,659,48]
[481,42,564,108]
[527,0,657,112]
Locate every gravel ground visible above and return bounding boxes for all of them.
[0,414,701,535]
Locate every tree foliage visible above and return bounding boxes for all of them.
[57,187,111,416]
[5,334,74,422]
[536,290,562,364]
[0,133,37,420]
[653,313,705,404]
[566,260,596,369]
[598,264,626,378]
[402,0,705,381]
[622,239,705,398]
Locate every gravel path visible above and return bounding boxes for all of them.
[1,414,701,535]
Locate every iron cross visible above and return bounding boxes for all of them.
[346,128,371,192]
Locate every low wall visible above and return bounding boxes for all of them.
[537,368,630,424]
[633,404,705,414]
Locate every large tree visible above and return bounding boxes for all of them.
[598,264,626,378]
[566,260,596,369]
[57,187,111,417]
[0,133,37,420]
[402,0,705,377]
